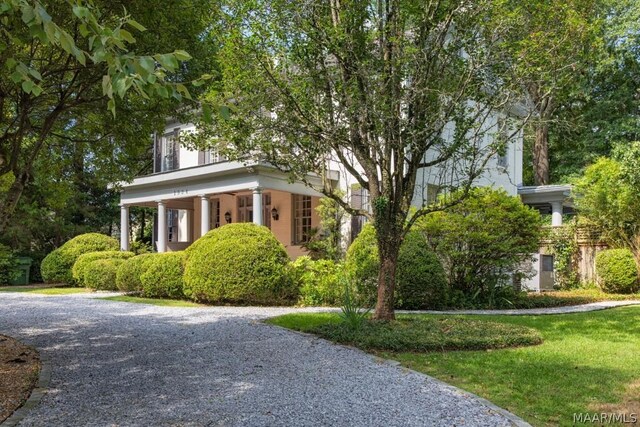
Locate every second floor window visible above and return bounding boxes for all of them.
[154,129,180,172]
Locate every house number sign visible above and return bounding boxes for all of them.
[173,188,190,196]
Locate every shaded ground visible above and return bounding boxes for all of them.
[0,334,40,423]
[0,293,517,427]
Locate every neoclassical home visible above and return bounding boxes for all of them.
[118,116,571,291]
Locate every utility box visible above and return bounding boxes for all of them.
[9,257,32,286]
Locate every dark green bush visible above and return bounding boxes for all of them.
[41,233,119,285]
[596,249,639,293]
[345,224,448,309]
[115,253,156,292]
[418,188,542,304]
[184,223,295,305]
[140,252,186,299]
[292,256,343,306]
[83,258,125,291]
[0,244,19,285]
[72,251,134,286]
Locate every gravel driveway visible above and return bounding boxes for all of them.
[0,293,519,427]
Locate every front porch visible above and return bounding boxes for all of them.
[118,162,328,258]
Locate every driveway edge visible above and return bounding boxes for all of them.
[261,321,532,427]
[1,346,51,427]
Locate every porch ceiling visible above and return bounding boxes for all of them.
[518,184,574,207]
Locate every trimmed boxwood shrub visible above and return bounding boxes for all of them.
[140,252,186,299]
[72,251,134,286]
[83,258,125,291]
[292,256,343,306]
[345,224,448,309]
[116,253,156,292]
[41,233,119,285]
[596,248,639,293]
[183,223,295,305]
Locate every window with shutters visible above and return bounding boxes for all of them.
[157,129,180,172]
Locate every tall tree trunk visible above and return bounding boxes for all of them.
[372,217,403,321]
[0,172,28,234]
[533,121,550,185]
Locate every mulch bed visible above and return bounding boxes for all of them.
[0,334,40,423]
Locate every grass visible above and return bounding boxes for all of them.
[268,307,640,426]
[267,313,542,352]
[98,295,204,307]
[512,288,640,309]
[0,285,90,295]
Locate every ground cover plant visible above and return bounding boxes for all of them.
[267,313,542,352]
[268,306,640,426]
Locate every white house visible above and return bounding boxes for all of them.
[118,114,530,260]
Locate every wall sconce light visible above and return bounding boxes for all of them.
[271,207,279,221]
[224,211,232,223]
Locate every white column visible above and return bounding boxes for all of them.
[120,205,129,251]
[157,200,167,253]
[200,195,210,236]
[550,201,563,227]
[252,187,263,225]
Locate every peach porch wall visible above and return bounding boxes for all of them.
[189,191,321,259]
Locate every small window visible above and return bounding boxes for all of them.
[293,194,312,244]
[495,118,509,169]
[542,255,554,272]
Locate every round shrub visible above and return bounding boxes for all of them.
[184,223,295,305]
[140,252,186,299]
[116,253,156,293]
[41,233,119,285]
[72,251,134,286]
[596,248,639,293]
[292,256,343,306]
[83,258,125,291]
[345,224,448,309]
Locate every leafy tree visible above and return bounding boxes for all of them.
[573,150,640,262]
[302,195,347,261]
[493,0,603,185]
[0,0,212,234]
[199,0,528,319]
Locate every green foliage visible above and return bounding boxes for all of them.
[140,252,186,299]
[115,253,155,293]
[268,314,543,352]
[302,196,346,261]
[83,258,125,291]
[291,256,343,306]
[339,278,370,331]
[183,223,295,305]
[40,233,119,285]
[0,243,19,285]
[72,251,134,286]
[573,157,640,255]
[345,224,448,310]
[418,188,542,302]
[546,222,580,289]
[595,248,639,293]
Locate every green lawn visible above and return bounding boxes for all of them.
[98,295,204,307]
[0,285,90,295]
[268,307,640,426]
